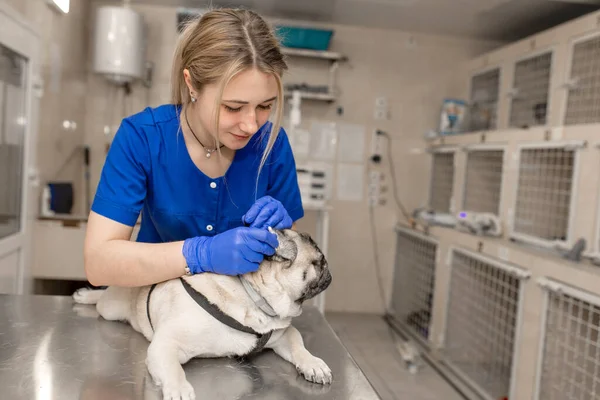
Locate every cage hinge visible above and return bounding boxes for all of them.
[506,265,531,280]
[563,140,587,151]
[429,146,458,154]
[506,87,520,99]
[561,77,580,91]
[537,277,563,293]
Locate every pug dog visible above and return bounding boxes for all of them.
[73,228,333,400]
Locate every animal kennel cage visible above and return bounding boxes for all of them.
[564,33,600,126]
[390,226,438,344]
[510,141,583,249]
[462,145,506,216]
[442,248,530,400]
[428,148,456,213]
[468,67,501,132]
[535,278,600,400]
[509,50,553,128]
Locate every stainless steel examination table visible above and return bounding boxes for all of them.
[0,294,381,399]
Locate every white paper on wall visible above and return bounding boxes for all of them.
[336,163,364,202]
[337,122,366,163]
[310,121,338,161]
[289,128,311,160]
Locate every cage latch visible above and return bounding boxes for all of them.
[506,87,520,99]
[562,77,580,91]
[537,277,563,293]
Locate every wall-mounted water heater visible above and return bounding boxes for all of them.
[92,6,145,84]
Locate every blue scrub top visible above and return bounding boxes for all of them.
[91,104,304,243]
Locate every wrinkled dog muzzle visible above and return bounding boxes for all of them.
[299,267,332,303]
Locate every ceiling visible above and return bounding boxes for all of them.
[121,0,600,41]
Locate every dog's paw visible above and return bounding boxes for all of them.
[295,354,333,385]
[72,287,104,305]
[72,288,91,303]
[162,380,195,400]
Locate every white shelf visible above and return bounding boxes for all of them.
[281,47,346,61]
[284,90,336,102]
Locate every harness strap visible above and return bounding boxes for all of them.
[145,278,273,355]
[179,277,273,355]
[146,283,158,332]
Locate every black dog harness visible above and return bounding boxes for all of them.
[146,278,273,356]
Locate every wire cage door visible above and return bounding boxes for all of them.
[536,279,600,400]
[510,142,583,248]
[565,33,600,125]
[509,51,552,128]
[429,149,456,213]
[391,227,438,345]
[462,146,505,215]
[442,248,530,400]
[468,68,500,132]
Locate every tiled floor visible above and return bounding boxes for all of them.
[326,312,464,400]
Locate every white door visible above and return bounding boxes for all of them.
[0,4,41,294]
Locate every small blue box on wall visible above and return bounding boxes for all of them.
[275,25,334,51]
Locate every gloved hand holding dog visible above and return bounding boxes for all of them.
[183,196,292,276]
[242,196,293,230]
[182,227,279,275]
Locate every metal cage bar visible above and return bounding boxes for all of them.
[510,51,552,128]
[565,33,600,125]
[463,147,505,215]
[535,278,600,400]
[511,142,582,246]
[469,68,500,132]
[592,145,600,257]
[429,150,455,213]
[391,227,438,343]
[443,248,529,400]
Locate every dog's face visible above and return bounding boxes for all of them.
[252,229,332,313]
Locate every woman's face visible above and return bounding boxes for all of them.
[188,67,279,150]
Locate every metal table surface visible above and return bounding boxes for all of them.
[0,294,381,400]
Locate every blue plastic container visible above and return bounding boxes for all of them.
[275,25,333,51]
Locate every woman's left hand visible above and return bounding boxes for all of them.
[242,196,293,230]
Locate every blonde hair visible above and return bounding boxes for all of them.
[171,8,288,181]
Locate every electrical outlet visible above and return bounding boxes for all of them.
[374,108,387,120]
[375,97,388,108]
[368,170,382,206]
[371,130,383,158]
[374,96,389,120]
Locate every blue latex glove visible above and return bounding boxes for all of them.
[242,196,293,230]
[182,227,279,275]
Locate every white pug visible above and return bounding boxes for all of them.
[73,228,333,400]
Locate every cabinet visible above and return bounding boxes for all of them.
[32,217,140,281]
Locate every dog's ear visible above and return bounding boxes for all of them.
[266,229,298,266]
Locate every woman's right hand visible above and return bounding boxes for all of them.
[182,227,279,275]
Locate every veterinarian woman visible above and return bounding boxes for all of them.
[83,8,304,287]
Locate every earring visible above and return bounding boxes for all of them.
[191,95,196,103]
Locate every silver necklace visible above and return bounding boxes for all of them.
[184,108,224,158]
